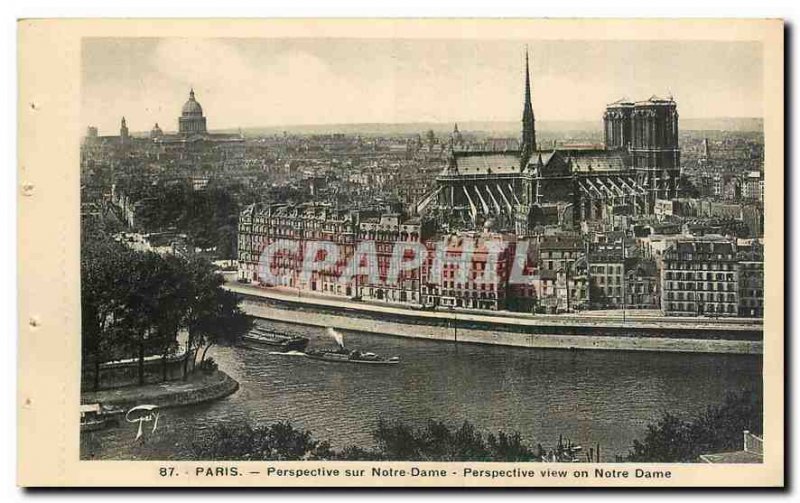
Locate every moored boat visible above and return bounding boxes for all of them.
[80,403,124,432]
[242,326,309,352]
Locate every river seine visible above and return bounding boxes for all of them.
[81,320,761,461]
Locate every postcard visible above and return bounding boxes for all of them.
[17,18,783,487]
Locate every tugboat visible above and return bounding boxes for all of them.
[306,348,400,365]
[241,326,309,352]
[305,328,400,365]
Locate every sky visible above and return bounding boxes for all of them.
[82,38,764,134]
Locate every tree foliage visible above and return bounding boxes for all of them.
[626,391,762,462]
[191,418,540,462]
[370,418,537,461]
[134,181,240,258]
[191,421,333,461]
[190,393,763,463]
[81,231,251,389]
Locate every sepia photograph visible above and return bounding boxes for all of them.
[16,17,784,487]
[78,35,765,464]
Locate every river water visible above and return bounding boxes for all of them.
[81,320,762,461]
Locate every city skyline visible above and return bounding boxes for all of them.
[82,38,764,134]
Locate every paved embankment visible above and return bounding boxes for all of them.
[223,281,762,332]
[227,285,762,355]
[81,370,239,409]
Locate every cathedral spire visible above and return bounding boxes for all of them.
[524,49,532,108]
[520,47,536,169]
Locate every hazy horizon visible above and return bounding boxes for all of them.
[118,117,764,138]
[83,38,764,135]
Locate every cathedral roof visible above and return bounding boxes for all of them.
[453,153,521,175]
[607,97,634,107]
[635,95,675,106]
[565,150,628,173]
[181,89,204,116]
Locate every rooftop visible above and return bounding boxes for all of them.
[699,450,763,464]
[453,153,521,175]
[566,150,628,173]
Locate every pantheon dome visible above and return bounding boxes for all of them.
[178,88,207,135]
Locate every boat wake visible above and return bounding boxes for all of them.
[267,350,308,357]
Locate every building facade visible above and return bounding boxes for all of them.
[588,251,625,309]
[661,238,740,317]
[737,241,764,317]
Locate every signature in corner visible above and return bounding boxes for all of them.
[126,404,160,441]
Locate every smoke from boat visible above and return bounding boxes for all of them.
[327,327,345,348]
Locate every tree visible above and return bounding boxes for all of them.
[81,233,136,390]
[189,418,544,462]
[195,287,251,366]
[117,251,173,386]
[150,255,192,381]
[81,229,251,388]
[486,431,535,461]
[179,257,252,377]
[83,238,187,387]
[626,392,762,462]
[191,421,332,461]
[370,418,536,461]
[627,413,692,462]
[133,181,241,258]
[180,258,217,378]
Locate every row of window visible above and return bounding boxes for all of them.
[422,287,500,299]
[599,286,622,296]
[665,272,736,281]
[589,265,623,274]
[665,292,737,302]
[664,281,736,291]
[540,251,579,259]
[664,262,736,271]
[665,302,737,314]
[593,276,621,285]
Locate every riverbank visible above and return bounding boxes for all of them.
[241,301,760,354]
[80,370,239,409]
[222,280,762,332]
[223,282,762,355]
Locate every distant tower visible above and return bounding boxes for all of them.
[119,116,129,145]
[520,48,536,169]
[452,123,463,146]
[426,129,436,153]
[84,126,98,145]
[701,138,711,162]
[150,122,164,140]
[179,88,208,135]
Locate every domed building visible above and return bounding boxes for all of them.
[150,122,163,140]
[178,88,207,135]
[102,86,244,171]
